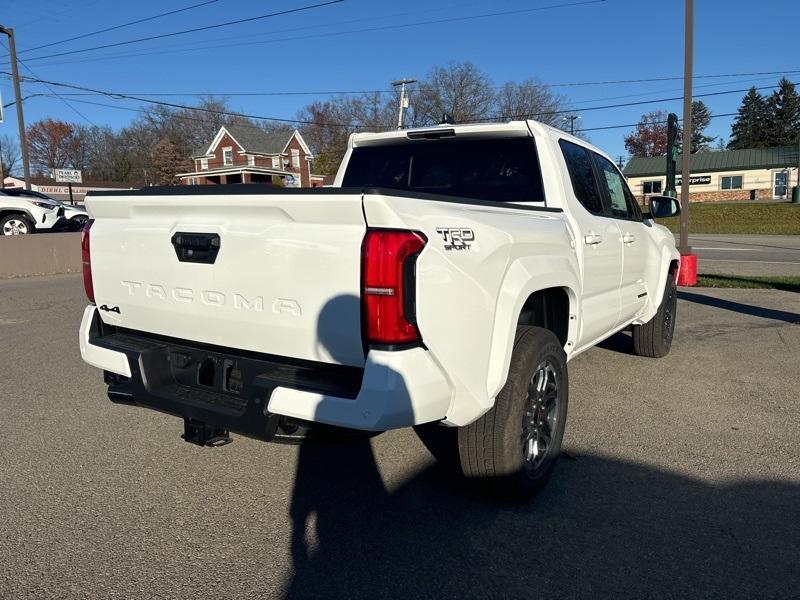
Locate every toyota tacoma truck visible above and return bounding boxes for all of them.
[78,120,680,497]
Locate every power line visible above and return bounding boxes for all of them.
[547,69,800,87]
[5,73,796,131]
[4,72,794,137]
[0,40,96,126]
[575,112,737,133]
[6,71,787,102]
[467,80,799,123]
[3,72,353,127]
[19,0,222,54]
[13,0,344,63]
[10,0,604,66]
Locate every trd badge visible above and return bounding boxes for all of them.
[435,227,474,251]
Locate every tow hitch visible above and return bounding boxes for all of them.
[182,418,231,447]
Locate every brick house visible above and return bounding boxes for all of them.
[178,125,328,187]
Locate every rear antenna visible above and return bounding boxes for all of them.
[440,113,456,125]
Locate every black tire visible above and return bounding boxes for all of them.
[632,274,677,358]
[0,214,34,235]
[458,326,568,499]
[69,215,89,231]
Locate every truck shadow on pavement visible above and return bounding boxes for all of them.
[282,295,800,599]
[284,440,800,599]
[678,290,800,324]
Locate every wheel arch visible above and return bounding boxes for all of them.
[654,248,681,305]
[486,256,579,399]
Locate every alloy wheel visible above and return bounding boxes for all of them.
[2,219,29,235]
[522,360,559,471]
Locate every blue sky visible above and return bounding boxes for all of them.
[1,0,798,163]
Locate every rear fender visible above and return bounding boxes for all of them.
[485,256,580,400]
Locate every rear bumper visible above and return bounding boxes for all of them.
[78,305,451,437]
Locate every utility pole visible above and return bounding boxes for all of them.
[677,0,697,284]
[392,78,416,129]
[0,25,31,190]
[564,115,579,135]
[793,134,800,203]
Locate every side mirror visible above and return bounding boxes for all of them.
[648,195,681,219]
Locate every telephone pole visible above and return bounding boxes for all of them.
[392,79,416,129]
[677,0,697,285]
[0,25,31,190]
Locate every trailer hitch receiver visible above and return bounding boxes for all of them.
[182,418,232,447]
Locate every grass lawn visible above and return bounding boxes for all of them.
[651,201,800,235]
[694,274,800,292]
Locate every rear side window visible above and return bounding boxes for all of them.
[592,153,642,221]
[342,137,545,204]
[559,140,603,215]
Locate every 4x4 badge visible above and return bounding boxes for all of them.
[99,304,121,314]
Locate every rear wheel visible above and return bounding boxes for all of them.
[416,326,569,499]
[1,214,34,235]
[632,273,677,358]
[69,215,89,231]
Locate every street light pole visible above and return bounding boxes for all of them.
[0,25,31,190]
[564,115,579,135]
[392,78,416,130]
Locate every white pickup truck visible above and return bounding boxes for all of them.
[79,120,680,497]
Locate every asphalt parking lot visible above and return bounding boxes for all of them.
[1,274,798,599]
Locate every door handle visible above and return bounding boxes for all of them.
[584,233,602,245]
[622,233,636,244]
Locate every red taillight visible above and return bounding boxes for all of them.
[361,229,427,345]
[81,219,95,303]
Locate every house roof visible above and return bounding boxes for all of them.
[194,125,298,157]
[623,145,799,178]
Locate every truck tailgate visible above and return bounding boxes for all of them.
[86,191,366,367]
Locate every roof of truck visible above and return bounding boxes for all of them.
[350,120,614,168]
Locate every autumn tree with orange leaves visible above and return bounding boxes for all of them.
[26,118,83,175]
[623,111,669,157]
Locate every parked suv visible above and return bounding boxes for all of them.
[2,188,90,231]
[0,190,67,235]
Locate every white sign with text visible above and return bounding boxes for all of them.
[54,169,83,184]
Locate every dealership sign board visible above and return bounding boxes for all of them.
[676,175,711,186]
[54,169,83,184]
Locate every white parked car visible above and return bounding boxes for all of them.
[2,187,90,231]
[0,190,68,235]
[78,120,680,497]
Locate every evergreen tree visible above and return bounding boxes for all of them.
[690,100,715,152]
[728,87,769,149]
[763,78,800,146]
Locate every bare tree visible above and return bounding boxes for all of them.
[0,134,21,178]
[411,61,495,126]
[495,78,569,126]
[298,92,395,175]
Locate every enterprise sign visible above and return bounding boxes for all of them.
[676,175,711,186]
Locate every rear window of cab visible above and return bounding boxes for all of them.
[342,137,546,204]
